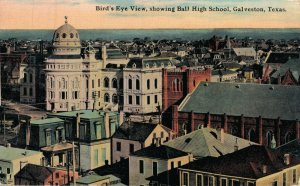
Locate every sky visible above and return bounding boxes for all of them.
[0,0,299,29]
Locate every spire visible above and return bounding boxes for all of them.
[64,16,68,24]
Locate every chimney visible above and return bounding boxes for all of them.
[102,46,107,69]
[234,138,239,151]
[6,143,11,148]
[105,112,110,138]
[220,128,225,144]
[76,113,80,138]
[119,111,124,126]
[155,138,160,147]
[262,165,267,174]
[284,154,291,165]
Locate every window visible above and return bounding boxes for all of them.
[45,130,51,146]
[182,172,189,186]
[161,131,164,138]
[79,123,86,140]
[112,78,118,88]
[29,73,33,83]
[272,181,277,186]
[139,160,144,174]
[29,88,33,96]
[178,161,181,167]
[232,180,240,186]
[196,174,203,186]
[136,96,140,105]
[61,91,67,100]
[23,87,27,96]
[56,172,59,179]
[154,95,158,103]
[147,96,150,105]
[130,144,134,153]
[293,169,297,184]
[147,79,150,89]
[92,80,94,88]
[116,142,121,151]
[266,131,273,148]
[129,95,132,104]
[154,78,158,89]
[104,93,110,102]
[128,79,132,89]
[104,77,109,88]
[95,122,102,139]
[86,79,89,89]
[220,178,227,186]
[98,79,101,87]
[112,94,118,104]
[101,148,106,163]
[171,161,174,169]
[247,182,255,186]
[153,162,158,176]
[136,79,140,90]
[24,73,27,83]
[7,168,10,174]
[283,172,286,186]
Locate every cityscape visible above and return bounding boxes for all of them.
[0,16,300,186]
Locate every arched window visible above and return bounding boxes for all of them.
[128,79,132,89]
[112,94,118,104]
[176,79,180,91]
[154,79,158,89]
[24,73,27,83]
[180,81,183,91]
[104,77,109,88]
[285,132,293,144]
[104,93,110,102]
[136,79,140,90]
[248,128,255,142]
[112,78,118,88]
[147,79,150,89]
[266,131,273,148]
[119,78,123,89]
[60,78,67,89]
[193,79,196,87]
[172,80,176,92]
[230,125,239,136]
[29,73,33,83]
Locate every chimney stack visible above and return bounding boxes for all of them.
[119,111,124,126]
[220,128,225,144]
[105,112,110,138]
[284,154,291,165]
[262,165,267,174]
[234,138,239,151]
[25,119,31,147]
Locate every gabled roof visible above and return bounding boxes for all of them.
[112,122,157,142]
[277,139,300,157]
[131,145,189,159]
[15,164,55,183]
[179,82,300,120]
[232,48,256,57]
[179,145,300,179]
[266,52,299,64]
[126,57,177,69]
[271,58,300,81]
[165,128,256,158]
[76,173,109,184]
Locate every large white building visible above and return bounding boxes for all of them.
[123,58,176,114]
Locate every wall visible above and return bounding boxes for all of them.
[112,138,142,163]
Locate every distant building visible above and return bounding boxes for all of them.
[0,145,44,185]
[129,145,192,186]
[14,164,78,185]
[111,122,172,163]
[75,173,125,186]
[178,145,300,186]
[168,82,300,147]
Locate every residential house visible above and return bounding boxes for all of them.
[178,145,300,186]
[14,163,78,185]
[129,145,192,186]
[0,145,44,185]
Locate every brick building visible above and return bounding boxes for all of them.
[162,66,211,113]
[166,82,300,147]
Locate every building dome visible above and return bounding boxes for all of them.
[52,17,81,54]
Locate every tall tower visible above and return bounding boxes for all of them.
[45,17,100,112]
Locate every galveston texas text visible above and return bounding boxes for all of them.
[96,5,286,12]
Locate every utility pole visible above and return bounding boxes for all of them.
[72,141,76,186]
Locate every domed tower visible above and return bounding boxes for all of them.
[52,16,81,55]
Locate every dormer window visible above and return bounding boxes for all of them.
[161,63,164,68]
[62,33,67,38]
[70,33,74,38]
[146,64,149,68]
[132,63,136,68]
[56,33,59,38]
[153,63,157,68]
[168,62,172,67]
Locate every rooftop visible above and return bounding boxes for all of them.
[31,118,64,125]
[131,145,189,160]
[0,146,42,161]
[179,82,300,120]
[76,173,109,184]
[165,128,256,158]
[49,110,118,119]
